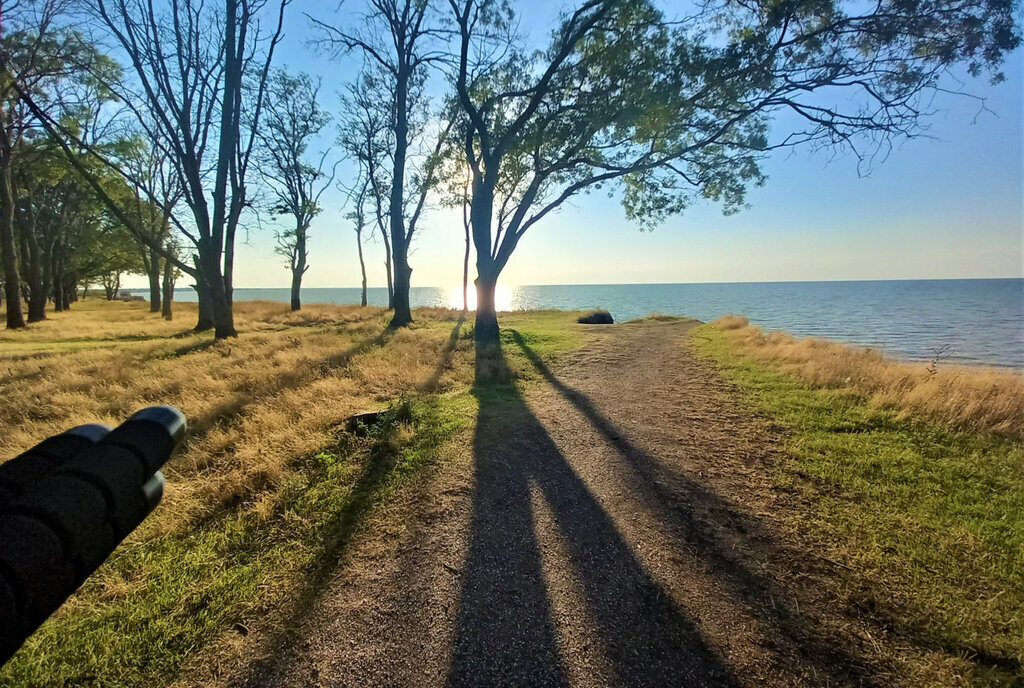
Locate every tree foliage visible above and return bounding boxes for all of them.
[448,0,1020,342]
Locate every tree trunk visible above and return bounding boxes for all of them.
[161,255,174,320]
[290,269,302,311]
[41,234,55,317]
[23,223,45,322]
[211,289,235,338]
[463,210,471,312]
[391,259,412,327]
[388,67,412,327]
[52,254,66,311]
[470,176,501,345]
[474,271,500,344]
[290,230,305,311]
[356,228,367,307]
[194,247,234,337]
[1,163,25,329]
[148,245,162,313]
[193,279,214,331]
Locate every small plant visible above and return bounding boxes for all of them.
[926,344,953,377]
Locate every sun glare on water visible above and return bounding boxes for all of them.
[447,284,515,312]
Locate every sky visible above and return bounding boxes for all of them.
[136,1,1024,289]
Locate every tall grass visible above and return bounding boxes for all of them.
[694,323,1024,686]
[708,315,1024,439]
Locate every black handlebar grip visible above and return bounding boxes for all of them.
[0,406,187,666]
[0,424,111,506]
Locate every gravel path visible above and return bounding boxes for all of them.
[239,321,886,687]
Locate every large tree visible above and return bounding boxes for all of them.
[338,69,396,308]
[314,0,445,327]
[449,0,1019,343]
[257,68,334,311]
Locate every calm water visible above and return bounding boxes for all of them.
[174,279,1024,367]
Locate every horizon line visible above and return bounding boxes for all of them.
[208,276,1024,290]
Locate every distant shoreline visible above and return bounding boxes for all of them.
[118,276,1024,291]
[99,279,1024,368]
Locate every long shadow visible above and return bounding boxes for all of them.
[419,313,466,393]
[179,328,396,531]
[237,324,473,685]
[448,342,739,687]
[188,327,394,440]
[508,330,884,685]
[170,339,218,358]
[234,424,409,687]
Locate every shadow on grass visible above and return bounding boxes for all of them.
[419,313,466,393]
[235,414,413,687]
[180,328,396,530]
[447,340,738,686]
[187,327,394,439]
[170,339,218,358]
[507,329,884,685]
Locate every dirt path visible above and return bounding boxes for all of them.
[239,321,888,687]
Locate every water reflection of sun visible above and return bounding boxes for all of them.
[447,284,514,312]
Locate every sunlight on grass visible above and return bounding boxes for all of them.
[693,323,1024,686]
[707,315,1024,439]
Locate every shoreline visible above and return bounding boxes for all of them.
[4,294,1019,370]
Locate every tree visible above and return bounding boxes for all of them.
[161,240,178,319]
[345,175,372,307]
[91,223,143,300]
[16,0,289,338]
[449,0,1019,344]
[117,137,182,314]
[0,0,104,328]
[314,0,444,327]
[338,69,395,308]
[257,68,334,311]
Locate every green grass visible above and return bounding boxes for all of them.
[692,324,1024,686]
[0,309,586,687]
[625,313,696,323]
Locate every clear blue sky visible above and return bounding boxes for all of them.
[199,1,1024,290]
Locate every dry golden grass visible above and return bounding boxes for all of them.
[708,315,1024,439]
[0,299,589,687]
[0,299,473,534]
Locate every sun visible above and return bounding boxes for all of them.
[447,284,514,312]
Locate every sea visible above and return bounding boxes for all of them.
[172,279,1024,368]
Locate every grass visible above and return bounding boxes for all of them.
[0,299,588,687]
[693,321,1024,687]
[709,315,1024,439]
[625,313,695,323]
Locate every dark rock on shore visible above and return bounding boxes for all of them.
[578,309,614,324]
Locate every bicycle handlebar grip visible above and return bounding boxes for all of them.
[0,406,187,665]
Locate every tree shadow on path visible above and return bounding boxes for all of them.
[507,329,884,686]
[448,341,739,687]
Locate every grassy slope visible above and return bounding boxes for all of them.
[692,324,1024,687]
[0,302,584,688]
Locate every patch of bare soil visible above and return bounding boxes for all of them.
[232,321,895,687]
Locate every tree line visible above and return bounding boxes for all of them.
[0,0,1017,343]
